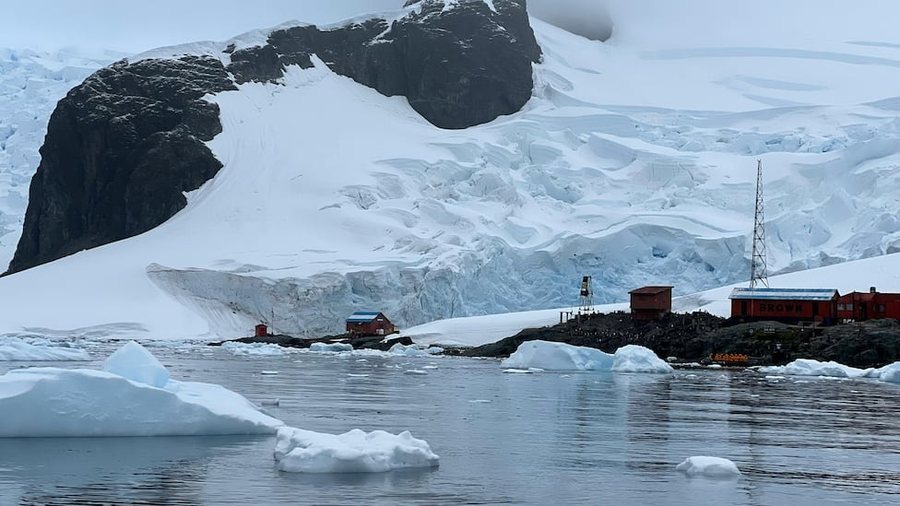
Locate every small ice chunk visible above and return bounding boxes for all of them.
[222,342,287,356]
[103,341,169,388]
[404,369,428,375]
[260,370,279,375]
[274,427,440,473]
[676,456,741,478]
[310,342,353,353]
[502,368,534,374]
[759,358,864,378]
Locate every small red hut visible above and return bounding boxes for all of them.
[729,287,839,323]
[837,287,900,321]
[629,286,673,320]
[345,311,396,336]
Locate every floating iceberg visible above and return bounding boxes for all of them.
[874,362,900,384]
[759,359,863,378]
[500,341,672,373]
[274,426,440,473]
[759,358,900,384]
[0,341,283,437]
[676,456,741,478]
[309,342,353,353]
[221,342,289,356]
[0,337,90,361]
[388,343,443,357]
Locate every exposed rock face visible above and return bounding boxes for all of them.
[6,57,235,274]
[6,0,541,274]
[233,0,541,128]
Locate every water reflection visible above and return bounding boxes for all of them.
[0,436,261,505]
[0,346,897,505]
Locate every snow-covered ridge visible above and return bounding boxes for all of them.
[0,48,120,269]
[3,1,900,340]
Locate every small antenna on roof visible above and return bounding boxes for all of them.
[750,159,769,289]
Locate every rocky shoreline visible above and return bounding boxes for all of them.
[212,311,900,368]
[209,333,413,352]
[458,311,900,368]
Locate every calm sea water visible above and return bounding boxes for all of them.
[0,343,897,505]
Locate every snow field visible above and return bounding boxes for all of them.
[3,2,900,341]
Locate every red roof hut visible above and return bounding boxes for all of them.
[837,287,900,321]
[729,287,839,323]
[345,311,396,336]
[629,286,673,320]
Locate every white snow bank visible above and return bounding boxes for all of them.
[221,342,289,356]
[309,342,353,353]
[500,341,673,373]
[0,337,90,361]
[103,340,169,388]
[274,426,440,473]
[0,342,283,437]
[676,456,742,478]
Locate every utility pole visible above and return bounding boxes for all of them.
[750,159,769,289]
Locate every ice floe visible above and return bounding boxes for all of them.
[759,358,900,384]
[676,456,741,478]
[0,341,283,437]
[309,342,353,353]
[221,342,290,356]
[500,341,673,373]
[274,426,440,473]
[0,336,90,361]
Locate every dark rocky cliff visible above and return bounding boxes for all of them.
[6,0,540,274]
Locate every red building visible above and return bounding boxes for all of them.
[629,286,673,320]
[729,287,839,323]
[345,311,396,336]
[837,288,900,321]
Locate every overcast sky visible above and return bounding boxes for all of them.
[1,0,402,52]
[1,0,617,53]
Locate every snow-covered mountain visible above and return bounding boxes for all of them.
[1,0,900,341]
[0,48,121,268]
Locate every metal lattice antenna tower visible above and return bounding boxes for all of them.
[750,159,769,288]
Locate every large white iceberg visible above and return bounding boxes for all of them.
[759,358,900,384]
[500,341,673,373]
[0,337,90,361]
[676,456,742,478]
[0,341,283,437]
[274,426,440,473]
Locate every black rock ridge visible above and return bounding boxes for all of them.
[6,0,541,274]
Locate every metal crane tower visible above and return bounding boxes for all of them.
[750,159,769,289]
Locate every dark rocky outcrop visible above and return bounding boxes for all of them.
[210,333,414,352]
[232,0,541,129]
[6,56,235,275]
[6,0,541,274]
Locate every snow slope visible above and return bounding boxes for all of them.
[0,48,121,269]
[2,1,900,341]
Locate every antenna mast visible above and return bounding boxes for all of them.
[750,159,769,289]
